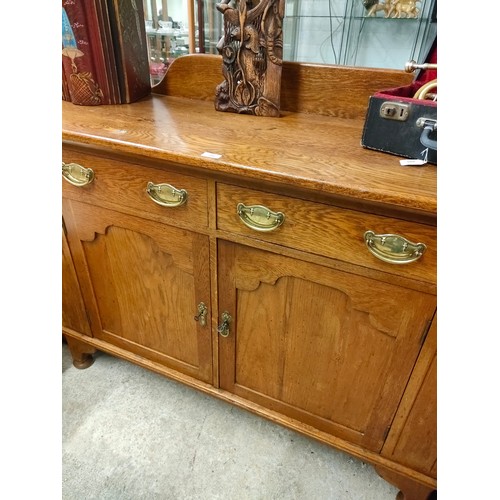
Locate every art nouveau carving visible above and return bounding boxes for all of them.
[215,0,285,116]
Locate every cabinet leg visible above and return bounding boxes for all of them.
[374,466,436,500]
[65,336,96,369]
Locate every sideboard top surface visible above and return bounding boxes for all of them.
[62,56,436,216]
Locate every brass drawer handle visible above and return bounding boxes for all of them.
[146,182,187,207]
[62,162,94,187]
[237,203,285,232]
[364,230,426,264]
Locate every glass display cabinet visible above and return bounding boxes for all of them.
[142,0,436,84]
[142,0,197,84]
[283,0,436,68]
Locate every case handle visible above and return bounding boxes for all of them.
[417,118,437,151]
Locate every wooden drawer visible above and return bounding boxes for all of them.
[62,149,208,229]
[216,183,436,284]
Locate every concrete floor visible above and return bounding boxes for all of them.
[62,343,399,500]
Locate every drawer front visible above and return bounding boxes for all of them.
[216,183,436,284]
[62,150,208,229]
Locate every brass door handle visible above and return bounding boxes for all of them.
[237,203,285,232]
[146,182,187,207]
[62,162,94,187]
[194,302,208,327]
[364,230,426,264]
[217,312,232,338]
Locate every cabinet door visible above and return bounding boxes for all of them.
[217,240,436,452]
[63,199,212,384]
[381,315,437,477]
[62,224,92,336]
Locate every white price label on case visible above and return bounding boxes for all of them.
[400,159,427,166]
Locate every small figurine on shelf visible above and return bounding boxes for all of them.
[364,0,420,18]
[387,0,420,18]
[365,1,391,17]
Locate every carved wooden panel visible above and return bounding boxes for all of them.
[215,0,285,116]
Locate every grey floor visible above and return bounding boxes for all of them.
[62,342,399,500]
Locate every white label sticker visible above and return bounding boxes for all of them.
[400,159,427,166]
[201,152,222,159]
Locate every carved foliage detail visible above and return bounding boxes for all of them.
[215,0,285,116]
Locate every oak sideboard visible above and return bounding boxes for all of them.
[62,54,437,499]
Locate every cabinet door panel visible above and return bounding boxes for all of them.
[218,240,436,451]
[63,199,212,383]
[62,226,92,336]
[382,316,437,476]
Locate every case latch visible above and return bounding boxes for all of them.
[379,102,409,121]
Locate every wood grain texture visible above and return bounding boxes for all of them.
[62,57,437,497]
[63,199,213,383]
[62,94,436,215]
[62,147,209,231]
[216,183,436,284]
[62,228,92,336]
[217,240,436,452]
[153,54,413,119]
[382,315,437,477]
[215,228,436,295]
